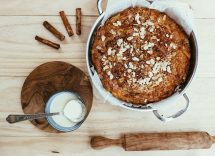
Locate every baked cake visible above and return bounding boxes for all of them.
[91,7,190,105]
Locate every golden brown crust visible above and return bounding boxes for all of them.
[92,7,190,105]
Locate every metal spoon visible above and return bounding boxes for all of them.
[6,112,60,124]
[7,95,87,124]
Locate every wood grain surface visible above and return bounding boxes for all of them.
[21,61,93,133]
[0,0,215,156]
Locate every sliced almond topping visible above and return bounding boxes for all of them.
[132,57,140,62]
[148,72,153,78]
[148,42,155,48]
[128,62,134,69]
[135,13,141,24]
[149,26,155,32]
[113,21,122,26]
[134,28,139,32]
[107,47,112,55]
[103,65,109,71]
[110,29,116,35]
[107,71,114,80]
[143,45,149,50]
[127,36,133,41]
[151,59,155,65]
[122,57,127,60]
[147,51,153,55]
[156,77,163,84]
[163,15,167,21]
[170,43,177,49]
[167,66,172,73]
[133,32,139,36]
[146,60,151,65]
[156,57,161,61]
[170,35,173,39]
[117,38,123,46]
[96,46,102,50]
[132,72,136,78]
[101,35,106,41]
[127,69,132,73]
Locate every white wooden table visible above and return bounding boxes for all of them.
[0,0,214,155]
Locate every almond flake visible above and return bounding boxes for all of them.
[167,66,172,73]
[96,46,102,50]
[170,43,177,49]
[148,72,153,78]
[135,13,141,24]
[148,42,155,48]
[128,62,134,69]
[149,26,155,32]
[151,59,155,65]
[127,69,132,73]
[146,60,151,65]
[117,39,123,46]
[170,35,173,39]
[132,57,139,62]
[122,57,127,60]
[146,59,155,65]
[109,63,113,68]
[127,36,133,41]
[156,77,163,84]
[113,21,122,26]
[110,29,116,35]
[143,20,154,26]
[156,57,161,61]
[147,51,153,55]
[163,15,167,21]
[144,46,149,50]
[133,33,139,36]
[107,71,113,80]
[103,66,108,71]
[101,35,106,41]
[134,28,139,32]
[140,27,146,32]
[107,47,112,55]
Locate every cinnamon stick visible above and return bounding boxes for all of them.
[76,8,82,35]
[59,11,74,36]
[35,35,60,49]
[43,21,65,41]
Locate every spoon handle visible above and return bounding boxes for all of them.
[6,112,59,124]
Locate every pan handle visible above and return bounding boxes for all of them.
[97,0,104,15]
[153,93,190,122]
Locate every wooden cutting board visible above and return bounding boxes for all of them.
[21,61,93,133]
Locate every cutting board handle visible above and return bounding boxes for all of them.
[91,136,124,150]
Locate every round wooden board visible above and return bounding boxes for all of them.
[21,61,93,133]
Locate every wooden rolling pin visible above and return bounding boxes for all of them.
[91,132,215,151]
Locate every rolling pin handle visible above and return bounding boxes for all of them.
[211,136,215,144]
[91,136,125,150]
